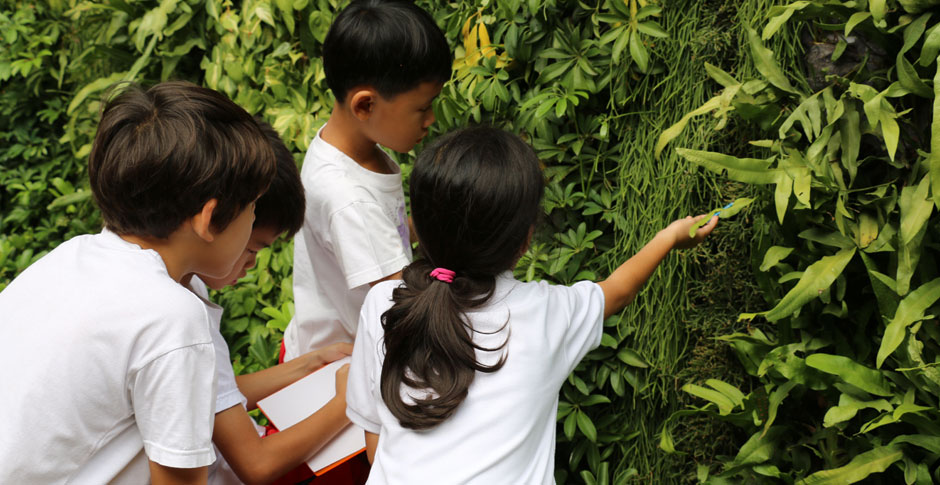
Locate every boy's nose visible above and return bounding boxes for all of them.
[245,253,257,270]
[424,111,436,128]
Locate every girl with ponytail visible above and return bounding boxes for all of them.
[346,126,717,484]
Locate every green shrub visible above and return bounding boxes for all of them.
[661,1,940,482]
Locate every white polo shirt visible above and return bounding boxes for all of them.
[346,273,605,484]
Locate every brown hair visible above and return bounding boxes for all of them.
[88,81,276,239]
[253,118,305,237]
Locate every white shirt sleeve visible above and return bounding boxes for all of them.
[132,343,218,468]
[346,293,385,434]
[559,281,606,374]
[213,335,246,413]
[329,201,410,289]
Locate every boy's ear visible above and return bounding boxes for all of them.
[191,198,218,243]
[349,89,376,121]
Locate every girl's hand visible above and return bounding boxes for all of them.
[667,214,718,249]
[302,342,354,373]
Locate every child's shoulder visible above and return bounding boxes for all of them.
[1,232,210,337]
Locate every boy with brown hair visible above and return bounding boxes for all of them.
[183,119,355,484]
[0,81,275,484]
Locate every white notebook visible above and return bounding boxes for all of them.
[256,356,365,475]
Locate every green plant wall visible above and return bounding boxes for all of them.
[0,0,802,483]
[660,0,940,483]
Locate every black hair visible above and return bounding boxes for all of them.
[323,0,451,103]
[380,126,545,430]
[89,81,275,239]
[253,118,305,237]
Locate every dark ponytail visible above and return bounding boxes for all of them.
[380,127,544,430]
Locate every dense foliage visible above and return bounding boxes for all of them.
[0,0,813,483]
[660,0,940,482]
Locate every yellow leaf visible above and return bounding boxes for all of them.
[461,15,472,39]
[478,23,491,50]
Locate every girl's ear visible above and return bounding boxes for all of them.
[349,89,376,121]
[191,198,218,243]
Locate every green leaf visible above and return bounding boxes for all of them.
[823,393,891,427]
[704,62,740,88]
[869,0,887,24]
[897,55,933,98]
[760,248,856,322]
[731,428,783,467]
[931,56,940,210]
[845,12,872,36]
[747,27,797,94]
[564,410,577,440]
[876,277,940,367]
[860,252,900,318]
[920,24,940,66]
[636,21,668,38]
[880,111,900,161]
[805,353,891,396]
[655,96,723,158]
[46,190,91,210]
[706,379,745,408]
[576,410,597,442]
[67,72,126,115]
[617,348,649,368]
[659,425,677,453]
[682,383,736,415]
[797,446,902,484]
[762,2,810,40]
[760,246,793,271]
[689,198,754,236]
[774,171,792,224]
[890,434,940,455]
[899,175,933,245]
[763,380,797,436]
[677,149,779,184]
[628,30,649,73]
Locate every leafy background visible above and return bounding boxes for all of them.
[8,0,933,483]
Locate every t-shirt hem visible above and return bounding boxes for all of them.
[344,256,410,289]
[143,440,216,468]
[346,407,381,435]
[587,282,605,349]
[215,389,246,414]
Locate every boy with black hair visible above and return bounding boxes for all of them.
[0,81,276,484]
[283,0,451,361]
[182,120,354,484]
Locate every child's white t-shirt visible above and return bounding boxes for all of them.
[187,277,266,485]
[283,127,412,361]
[346,273,605,485]
[0,230,218,483]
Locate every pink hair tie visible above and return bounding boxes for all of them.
[429,267,455,283]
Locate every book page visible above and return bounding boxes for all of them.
[256,356,365,474]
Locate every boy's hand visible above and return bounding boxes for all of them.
[667,214,718,250]
[334,364,350,403]
[303,342,353,373]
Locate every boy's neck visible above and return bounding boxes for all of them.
[321,107,394,175]
[119,233,191,283]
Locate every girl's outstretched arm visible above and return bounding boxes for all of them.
[598,214,718,318]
